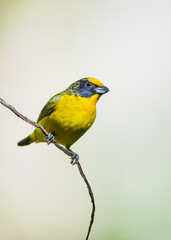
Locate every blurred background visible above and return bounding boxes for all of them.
[0,0,171,239]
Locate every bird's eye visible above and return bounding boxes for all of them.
[86,82,91,87]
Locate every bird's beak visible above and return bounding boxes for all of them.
[94,85,109,95]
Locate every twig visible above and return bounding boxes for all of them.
[0,97,95,240]
[77,163,95,240]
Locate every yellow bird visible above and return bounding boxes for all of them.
[18,77,109,164]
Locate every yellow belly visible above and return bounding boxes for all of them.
[32,94,98,148]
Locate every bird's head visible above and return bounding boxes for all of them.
[66,78,109,101]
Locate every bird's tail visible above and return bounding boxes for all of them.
[17,135,33,146]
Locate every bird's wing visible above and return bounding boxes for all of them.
[37,93,62,122]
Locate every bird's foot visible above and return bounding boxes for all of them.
[70,152,79,165]
[45,133,55,145]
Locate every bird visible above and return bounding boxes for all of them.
[17,77,109,164]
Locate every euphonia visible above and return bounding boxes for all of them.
[18,77,109,164]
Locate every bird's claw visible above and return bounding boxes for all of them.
[70,152,79,165]
[45,133,55,145]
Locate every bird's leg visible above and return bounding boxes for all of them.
[45,133,55,145]
[70,152,79,165]
[68,149,79,165]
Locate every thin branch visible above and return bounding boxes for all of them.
[0,97,95,240]
[77,163,95,240]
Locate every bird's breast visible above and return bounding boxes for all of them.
[50,94,97,131]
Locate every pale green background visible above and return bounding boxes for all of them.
[0,0,171,240]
